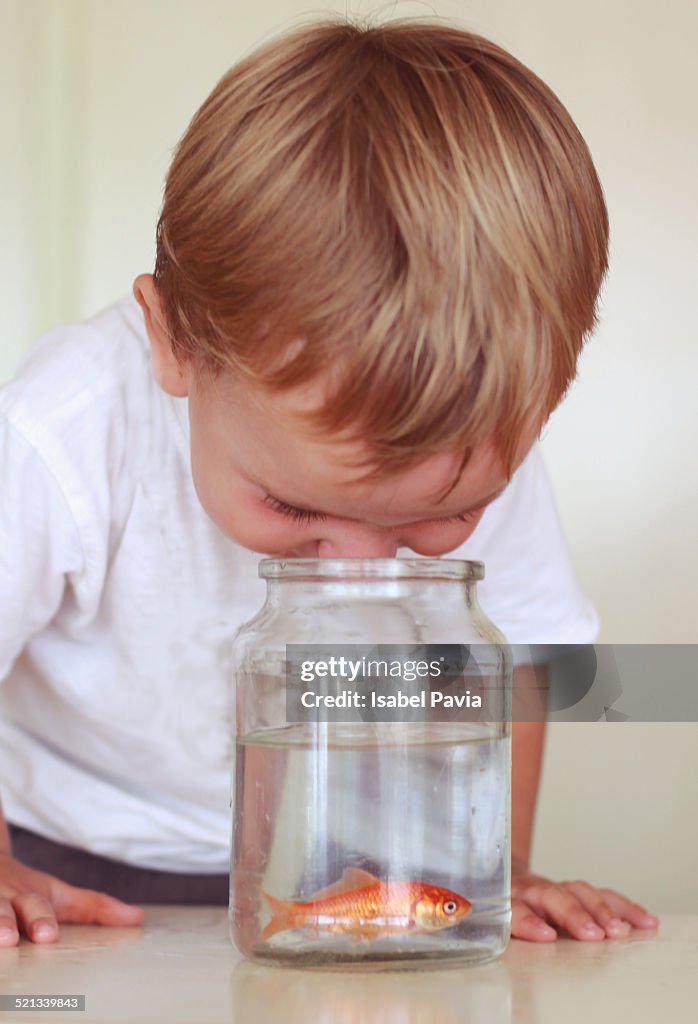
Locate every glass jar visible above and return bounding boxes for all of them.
[229,558,511,970]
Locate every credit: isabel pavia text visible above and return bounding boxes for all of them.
[285,644,507,723]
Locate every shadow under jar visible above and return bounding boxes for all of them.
[229,558,512,970]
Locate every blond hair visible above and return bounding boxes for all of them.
[154,18,609,476]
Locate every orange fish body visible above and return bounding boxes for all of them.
[261,867,472,942]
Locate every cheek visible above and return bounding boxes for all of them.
[188,455,310,553]
[225,518,312,555]
[192,480,306,553]
[188,442,234,534]
[400,517,483,555]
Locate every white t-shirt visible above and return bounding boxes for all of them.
[0,296,598,872]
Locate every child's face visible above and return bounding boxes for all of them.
[136,275,533,558]
[185,371,525,558]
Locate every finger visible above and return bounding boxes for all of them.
[0,898,20,947]
[524,883,605,941]
[12,892,59,943]
[511,899,557,942]
[563,881,631,938]
[50,881,144,927]
[597,888,659,930]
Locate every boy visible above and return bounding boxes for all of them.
[0,19,657,946]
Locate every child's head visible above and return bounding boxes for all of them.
[135,18,608,557]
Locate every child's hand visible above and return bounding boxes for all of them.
[0,851,144,945]
[511,862,659,942]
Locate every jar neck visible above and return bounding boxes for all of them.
[262,577,482,610]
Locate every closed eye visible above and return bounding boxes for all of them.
[262,494,328,524]
[262,494,481,527]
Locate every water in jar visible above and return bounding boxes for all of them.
[230,719,510,969]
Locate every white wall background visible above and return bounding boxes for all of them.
[1,0,696,912]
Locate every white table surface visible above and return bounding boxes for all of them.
[0,907,693,1024]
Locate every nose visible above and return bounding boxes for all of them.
[317,525,399,558]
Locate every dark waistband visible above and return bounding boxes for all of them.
[7,824,228,906]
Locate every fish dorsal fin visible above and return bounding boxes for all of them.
[307,866,382,901]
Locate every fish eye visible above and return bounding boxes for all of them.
[443,900,458,915]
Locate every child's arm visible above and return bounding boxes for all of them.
[0,409,144,946]
[510,666,658,941]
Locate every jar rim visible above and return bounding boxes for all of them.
[258,557,484,581]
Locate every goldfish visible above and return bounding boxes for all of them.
[260,866,472,942]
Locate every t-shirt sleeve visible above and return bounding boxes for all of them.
[450,443,600,647]
[0,413,84,682]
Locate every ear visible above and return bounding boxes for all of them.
[132,274,189,397]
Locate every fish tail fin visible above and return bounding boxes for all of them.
[260,890,295,942]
